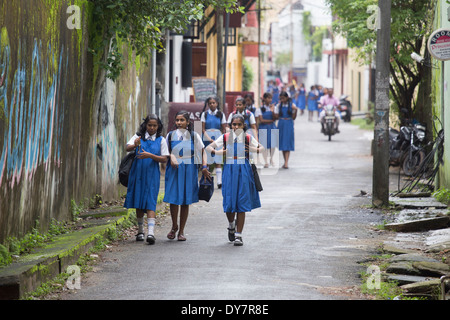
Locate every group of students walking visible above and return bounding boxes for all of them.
[123,91,298,246]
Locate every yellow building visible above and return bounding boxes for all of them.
[203,7,243,92]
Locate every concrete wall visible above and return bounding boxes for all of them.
[0,0,152,243]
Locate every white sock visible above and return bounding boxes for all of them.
[137,217,144,233]
[229,220,235,229]
[235,232,242,238]
[216,168,222,184]
[147,218,155,236]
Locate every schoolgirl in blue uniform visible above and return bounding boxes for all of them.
[124,114,169,244]
[296,83,306,115]
[277,91,298,169]
[201,96,227,188]
[206,114,263,246]
[227,97,257,139]
[307,85,318,122]
[244,93,257,115]
[256,92,279,168]
[164,111,210,241]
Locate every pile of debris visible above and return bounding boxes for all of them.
[381,196,450,299]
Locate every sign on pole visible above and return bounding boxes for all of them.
[428,29,450,61]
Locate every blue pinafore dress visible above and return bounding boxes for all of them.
[297,88,306,110]
[278,103,295,151]
[222,134,261,213]
[163,132,199,205]
[258,107,277,150]
[124,136,162,211]
[203,112,222,164]
[307,92,317,111]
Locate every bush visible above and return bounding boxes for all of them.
[433,188,450,205]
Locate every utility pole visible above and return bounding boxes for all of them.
[372,0,391,207]
[217,10,224,108]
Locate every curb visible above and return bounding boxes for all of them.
[0,207,132,300]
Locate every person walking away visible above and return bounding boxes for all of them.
[124,114,169,244]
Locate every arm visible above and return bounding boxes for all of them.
[291,104,298,121]
[201,148,211,180]
[126,136,140,152]
[136,150,168,163]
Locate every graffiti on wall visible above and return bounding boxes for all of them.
[0,27,67,189]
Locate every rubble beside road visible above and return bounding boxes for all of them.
[368,196,450,300]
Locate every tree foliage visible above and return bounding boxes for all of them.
[89,0,243,80]
[325,0,436,120]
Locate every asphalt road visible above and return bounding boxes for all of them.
[62,113,386,301]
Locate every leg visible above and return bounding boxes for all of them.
[226,212,236,241]
[167,204,179,239]
[216,164,222,188]
[235,212,245,233]
[135,209,146,241]
[178,204,189,240]
[283,151,290,168]
[146,210,156,244]
[234,212,245,246]
[269,148,275,166]
[263,149,269,167]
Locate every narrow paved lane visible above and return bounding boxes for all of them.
[63,114,384,300]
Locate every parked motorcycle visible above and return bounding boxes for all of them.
[338,95,352,122]
[321,105,339,141]
[389,121,427,176]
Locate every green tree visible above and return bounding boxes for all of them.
[325,0,436,124]
[90,0,243,80]
[242,59,254,92]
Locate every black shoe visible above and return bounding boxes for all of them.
[218,184,222,189]
[136,233,145,241]
[146,234,156,245]
[227,227,235,242]
[234,236,243,246]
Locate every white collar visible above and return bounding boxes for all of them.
[230,130,246,141]
[145,132,157,141]
[208,109,218,115]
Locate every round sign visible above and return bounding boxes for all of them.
[428,28,450,61]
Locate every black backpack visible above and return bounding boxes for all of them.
[118,152,136,187]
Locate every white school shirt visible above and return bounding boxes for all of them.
[254,106,279,118]
[227,110,256,125]
[200,109,227,124]
[165,129,205,154]
[127,132,169,156]
[212,131,259,150]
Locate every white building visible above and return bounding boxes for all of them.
[270,0,331,85]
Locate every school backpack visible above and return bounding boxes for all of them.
[222,133,263,192]
[118,152,136,187]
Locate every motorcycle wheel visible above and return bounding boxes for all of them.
[402,148,425,176]
[326,123,332,141]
